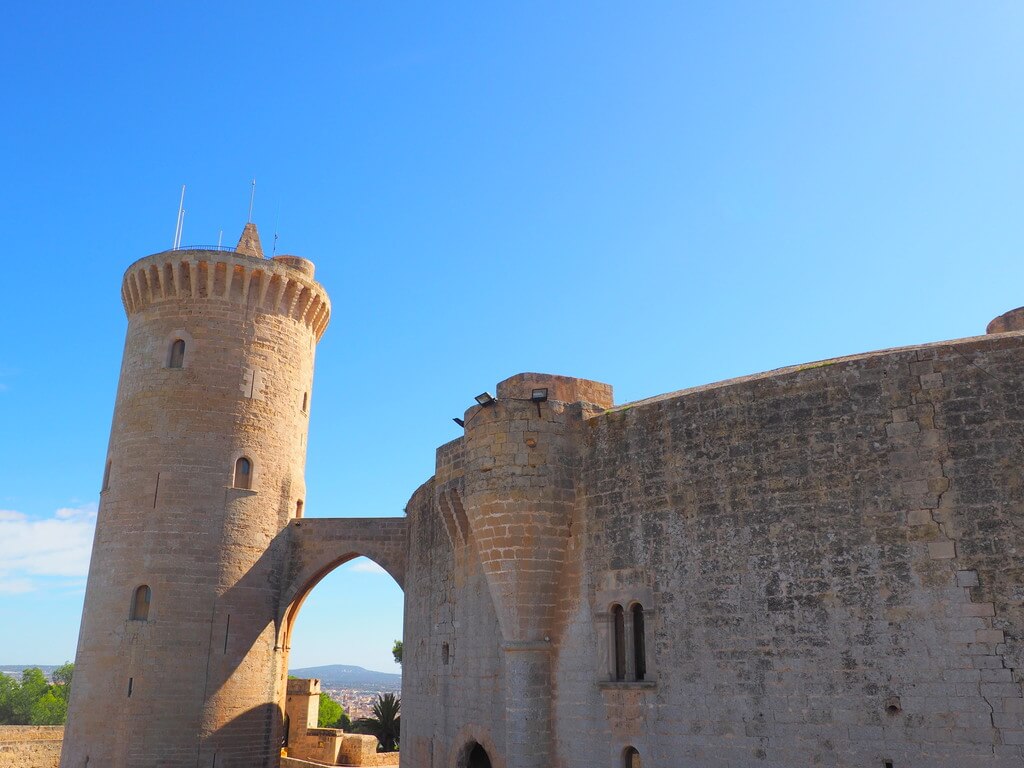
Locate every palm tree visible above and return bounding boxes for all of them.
[352,692,400,752]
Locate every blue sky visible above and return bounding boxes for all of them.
[1,3,1022,673]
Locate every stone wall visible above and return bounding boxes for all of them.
[281,756,398,768]
[401,475,507,768]
[0,726,62,768]
[554,331,1024,767]
[404,330,1024,768]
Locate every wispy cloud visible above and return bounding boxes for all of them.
[345,559,387,575]
[0,503,97,593]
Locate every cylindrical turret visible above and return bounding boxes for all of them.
[60,226,330,768]
[461,373,612,768]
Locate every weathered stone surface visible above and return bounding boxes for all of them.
[0,727,62,768]
[405,331,1024,767]
[986,306,1024,334]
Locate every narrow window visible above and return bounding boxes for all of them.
[233,457,252,490]
[442,642,450,665]
[127,677,133,697]
[295,500,304,519]
[168,339,186,369]
[632,603,647,681]
[131,585,151,621]
[102,459,112,491]
[624,746,641,768]
[612,604,626,681]
[302,392,309,412]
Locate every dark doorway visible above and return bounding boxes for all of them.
[468,742,492,768]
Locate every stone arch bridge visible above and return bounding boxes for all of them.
[278,517,407,649]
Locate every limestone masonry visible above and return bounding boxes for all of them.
[60,225,1024,767]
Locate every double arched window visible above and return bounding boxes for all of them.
[233,457,253,490]
[131,585,151,621]
[610,602,647,682]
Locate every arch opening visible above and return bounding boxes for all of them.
[612,603,626,681]
[130,585,151,621]
[281,554,404,755]
[459,741,492,768]
[233,457,252,489]
[168,338,186,368]
[632,602,646,681]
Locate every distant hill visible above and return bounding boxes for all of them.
[289,664,401,690]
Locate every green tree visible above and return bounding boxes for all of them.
[30,690,66,725]
[317,692,350,730]
[52,663,73,705]
[0,665,73,726]
[0,673,18,724]
[391,640,403,666]
[12,669,48,725]
[352,693,400,752]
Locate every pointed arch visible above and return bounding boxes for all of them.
[277,517,407,650]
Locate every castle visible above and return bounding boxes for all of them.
[58,225,1024,768]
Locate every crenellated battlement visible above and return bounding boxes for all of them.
[120,248,331,340]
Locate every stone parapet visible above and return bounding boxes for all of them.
[0,726,63,768]
[495,373,613,408]
[120,249,331,340]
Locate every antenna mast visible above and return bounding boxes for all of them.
[248,179,256,223]
[272,204,280,256]
[177,208,186,250]
[173,185,186,250]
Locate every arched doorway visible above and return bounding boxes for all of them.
[459,741,492,768]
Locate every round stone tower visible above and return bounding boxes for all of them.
[60,225,330,768]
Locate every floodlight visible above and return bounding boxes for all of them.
[475,392,496,406]
[530,388,549,402]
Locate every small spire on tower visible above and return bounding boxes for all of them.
[235,222,265,259]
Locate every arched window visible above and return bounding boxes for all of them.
[131,585,151,621]
[295,500,304,519]
[632,603,647,681]
[233,457,252,490]
[624,746,641,768]
[612,603,626,681]
[168,339,186,369]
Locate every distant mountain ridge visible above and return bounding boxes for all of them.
[289,664,401,690]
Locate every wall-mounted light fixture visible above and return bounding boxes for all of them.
[475,392,496,406]
[530,387,548,416]
[452,417,465,427]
